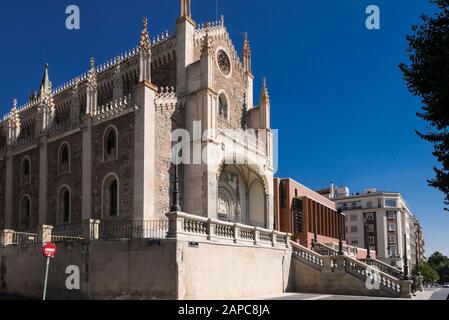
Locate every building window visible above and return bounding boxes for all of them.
[280,180,287,209]
[387,211,396,220]
[19,195,31,231]
[367,224,375,233]
[389,235,396,244]
[389,246,398,257]
[365,212,374,221]
[385,199,397,208]
[350,214,357,221]
[217,93,229,120]
[103,174,119,217]
[350,240,358,245]
[366,201,373,208]
[388,223,396,232]
[58,143,71,175]
[104,126,118,162]
[292,198,303,234]
[58,186,71,224]
[368,236,375,245]
[351,226,358,233]
[21,156,31,185]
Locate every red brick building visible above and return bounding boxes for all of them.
[274,178,346,248]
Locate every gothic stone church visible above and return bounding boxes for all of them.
[0,1,275,232]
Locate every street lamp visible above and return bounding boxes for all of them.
[312,210,318,250]
[414,222,421,276]
[338,209,344,255]
[364,220,371,259]
[402,233,410,281]
[170,148,181,212]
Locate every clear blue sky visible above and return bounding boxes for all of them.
[0,0,448,256]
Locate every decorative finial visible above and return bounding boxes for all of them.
[90,57,95,69]
[139,17,151,52]
[201,22,212,54]
[261,77,270,102]
[12,99,17,109]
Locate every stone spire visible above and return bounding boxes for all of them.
[180,0,192,19]
[4,99,21,145]
[139,17,151,53]
[139,17,152,83]
[87,57,97,90]
[86,57,98,116]
[242,33,252,75]
[201,23,213,56]
[38,64,51,99]
[260,77,270,104]
[259,77,270,129]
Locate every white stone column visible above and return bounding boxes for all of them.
[38,136,48,225]
[81,118,93,220]
[176,17,195,95]
[134,81,157,220]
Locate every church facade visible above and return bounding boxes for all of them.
[0,1,275,232]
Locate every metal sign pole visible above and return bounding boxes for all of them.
[42,256,50,301]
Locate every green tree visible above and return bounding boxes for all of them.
[399,0,449,210]
[428,251,449,283]
[414,262,440,282]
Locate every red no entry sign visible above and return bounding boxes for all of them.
[42,243,57,258]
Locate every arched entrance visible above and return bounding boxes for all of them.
[217,163,268,227]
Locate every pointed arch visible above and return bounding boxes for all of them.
[58,142,71,174]
[19,194,32,231]
[102,173,120,217]
[20,156,31,185]
[57,185,71,224]
[103,125,118,162]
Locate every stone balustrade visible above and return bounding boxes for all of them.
[314,242,339,256]
[0,220,103,247]
[166,211,291,248]
[292,241,412,298]
[360,257,403,279]
[291,241,324,271]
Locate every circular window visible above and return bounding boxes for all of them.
[217,50,231,75]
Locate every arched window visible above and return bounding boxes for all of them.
[58,143,70,174]
[103,126,118,161]
[20,195,31,231]
[218,93,228,120]
[102,174,119,217]
[58,186,71,224]
[21,157,31,185]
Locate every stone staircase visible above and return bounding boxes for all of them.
[290,241,412,298]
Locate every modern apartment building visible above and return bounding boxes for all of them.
[318,185,424,271]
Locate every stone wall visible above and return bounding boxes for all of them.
[12,147,40,230]
[47,132,83,225]
[180,241,291,300]
[0,157,5,229]
[0,239,178,300]
[155,105,184,218]
[92,113,135,219]
[0,238,291,300]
